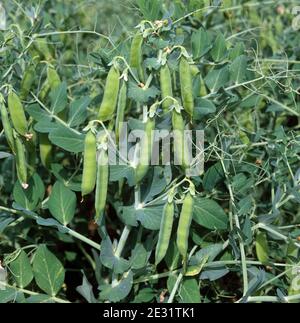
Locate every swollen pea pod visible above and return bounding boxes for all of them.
[47,66,61,90]
[172,110,189,170]
[115,81,127,143]
[135,117,155,184]
[95,147,109,221]
[155,200,174,266]
[98,66,120,121]
[179,57,194,118]
[176,191,194,267]
[130,33,144,82]
[15,134,28,189]
[20,66,35,101]
[34,39,53,61]
[7,91,28,136]
[26,127,37,177]
[160,64,173,113]
[81,131,97,198]
[0,96,15,153]
[39,134,52,169]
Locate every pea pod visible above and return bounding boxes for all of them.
[172,110,189,169]
[81,131,97,197]
[34,39,53,61]
[98,66,120,121]
[47,66,61,90]
[95,148,109,221]
[15,134,28,189]
[176,192,194,265]
[135,117,155,184]
[179,57,194,118]
[130,33,144,82]
[39,133,53,169]
[155,201,174,266]
[20,66,35,100]
[115,81,127,143]
[7,91,28,136]
[160,64,173,113]
[26,127,37,177]
[0,97,15,153]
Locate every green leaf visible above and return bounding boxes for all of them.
[50,82,68,114]
[205,66,229,93]
[26,104,52,122]
[34,120,58,133]
[128,82,160,103]
[0,214,14,233]
[9,250,33,288]
[32,245,65,296]
[229,55,248,84]
[110,165,135,186]
[68,97,91,127]
[76,273,97,303]
[51,163,82,192]
[48,181,76,225]
[133,288,156,303]
[193,198,228,230]
[179,278,201,303]
[194,98,216,119]
[256,232,269,263]
[192,27,212,58]
[229,42,245,60]
[99,271,133,302]
[211,33,227,62]
[136,204,163,230]
[136,0,162,20]
[0,288,17,303]
[13,173,45,211]
[100,236,130,274]
[203,161,226,191]
[49,124,85,153]
[130,243,149,269]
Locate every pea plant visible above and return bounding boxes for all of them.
[0,0,300,304]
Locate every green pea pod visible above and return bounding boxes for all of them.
[135,117,155,184]
[95,148,109,221]
[98,66,120,121]
[34,39,53,61]
[160,64,173,113]
[176,192,194,265]
[172,110,190,169]
[47,66,61,89]
[39,133,52,169]
[115,81,127,143]
[39,82,50,101]
[81,131,97,197]
[155,201,174,266]
[26,127,37,177]
[179,57,194,118]
[20,66,35,101]
[15,134,28,189]
[0,98,15,153]
[7,91,28,136]
[130,33,144,82]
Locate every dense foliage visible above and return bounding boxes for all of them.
[0,0,300,303]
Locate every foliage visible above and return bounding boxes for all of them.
[0,0,300,304]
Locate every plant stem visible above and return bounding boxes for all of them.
[0,281,70,303]
[246,294,300,303]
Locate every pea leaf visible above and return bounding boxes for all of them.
[205,66,229,93]
[32,245,65,296]
[229,55,248,84]
[68,96,91,127]
[136,204,164,230]
[192,27,212,58]
[179,278,201,303]
[9,250,33,289]
[49,124,85,153]
[193,198,228,230]
[48,181,76,226]
[211,33,227,62]
[99,271,133,302]
[50,82,68,114]
[194,98,216,119]
[128,82,160,103]
[256,232,269,263]
[13,173,45,211]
